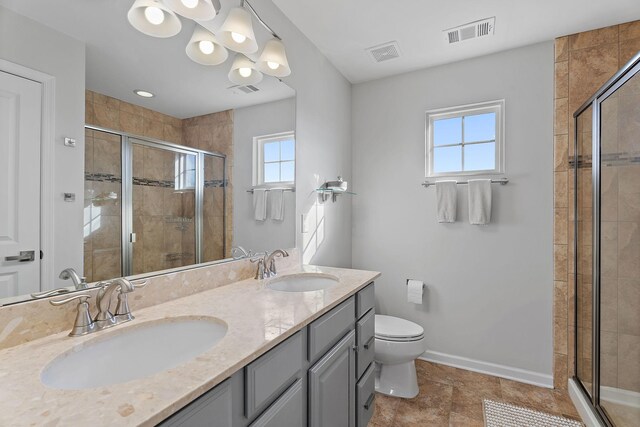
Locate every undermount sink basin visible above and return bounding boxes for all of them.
[41,317,227,390]
[267,273,339,292]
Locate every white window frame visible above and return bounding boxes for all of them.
[252,131,296,188]
[425,99,505,178]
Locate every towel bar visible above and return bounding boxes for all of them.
[247,188,295,193]
[421,178,508,188]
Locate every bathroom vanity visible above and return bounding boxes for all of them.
[161,282,376,427]
[0,263,379,426]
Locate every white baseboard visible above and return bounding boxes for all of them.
[568,378,604,427]
[600,385,640,409]
[419,350,553,388]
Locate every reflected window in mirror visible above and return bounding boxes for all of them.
[253,132,295,186]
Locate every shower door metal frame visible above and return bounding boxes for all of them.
[85,125,227,276]
[572,51,640,427]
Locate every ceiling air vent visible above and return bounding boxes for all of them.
[366,41,401,63]
[227,84,260,94]
[444,17,495,44]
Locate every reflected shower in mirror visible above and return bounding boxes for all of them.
[0,0,296,305]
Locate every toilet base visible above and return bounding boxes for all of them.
[374,360,419,399]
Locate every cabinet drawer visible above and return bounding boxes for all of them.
[159,379,232,427]
[356,283,375,319]
[356,363,376,427]
[308,296,355,363]
[249,379,304,427]
[245,332,304,419]
[356,308,375,380]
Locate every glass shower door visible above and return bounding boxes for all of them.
[597,64,640,426]
[575,104,594,399]
[130,140,197,275]
[84,129,123,282]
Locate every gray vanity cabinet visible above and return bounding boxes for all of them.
[159,379,233,427]
[308,330,357,427]
[158,282,376,427]
[249,379,304,427]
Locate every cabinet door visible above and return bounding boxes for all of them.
[309,330,356,427]
[249,379,304,427]
[159,379,232,427]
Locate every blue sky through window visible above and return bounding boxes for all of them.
[432,112,497,173]
[261,136,296,183]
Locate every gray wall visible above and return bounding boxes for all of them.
[257,1,353,268]
[233,97,296,253]
[0,6,85,290]
[351,42,554,378]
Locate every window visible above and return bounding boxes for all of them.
[253,132,295,186]
[426,100,504,177]
[174,152,196,192]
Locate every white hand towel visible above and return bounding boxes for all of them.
[253,189,267,221]
[468,179,492,225]
[270,189,285,221]
[435,180,457,223]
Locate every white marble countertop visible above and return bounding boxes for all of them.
[0,265,379,426]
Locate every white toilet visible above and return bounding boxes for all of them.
[374,314,427,398]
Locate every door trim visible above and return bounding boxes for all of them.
[0,59,56,292]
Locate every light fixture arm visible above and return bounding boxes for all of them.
[241,0,281,40]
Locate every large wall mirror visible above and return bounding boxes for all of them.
[0,0,296,305]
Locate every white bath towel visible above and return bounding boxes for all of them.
[253,188,267,221]
[270,189,285,221]
[468,179,492,225]
[435,180,457,223]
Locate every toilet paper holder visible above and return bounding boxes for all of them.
[406,279,425,288]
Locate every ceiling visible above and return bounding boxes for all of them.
[273,0,640,84]
[0,0,295,118]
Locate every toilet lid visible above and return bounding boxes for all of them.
[375,315,424,340]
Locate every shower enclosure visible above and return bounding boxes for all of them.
[573,52,640,426]
[84,126,226,282]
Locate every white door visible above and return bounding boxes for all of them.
[0,71,42,298]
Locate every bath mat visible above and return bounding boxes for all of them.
[483,399,583,427]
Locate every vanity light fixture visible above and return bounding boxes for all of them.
[186,26,228,65]
[218,7,258,54]
[134,89,155,98]
[127,0,182,38]
[164,0,218,20]
[228,55,263,85]
[257,38,291,77]
[127,0,292,83]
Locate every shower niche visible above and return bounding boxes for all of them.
[572,52,640,426]
[84,128,226,282]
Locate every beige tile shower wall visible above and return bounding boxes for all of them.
[85,90,183,144]
[183,111,234,259]
[553,21,640,390]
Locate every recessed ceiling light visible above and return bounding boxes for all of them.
[134,89,155,98]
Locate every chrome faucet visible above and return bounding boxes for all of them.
[30,267,88,298]
[253,249,289,280]
[94,278,136,329]
[50,277,146,336]
[59,268,88,290]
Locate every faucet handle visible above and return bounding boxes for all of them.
[49,293,91,306]
[50,294,96,337]
[131,279,147,289]
[31,287,70,299]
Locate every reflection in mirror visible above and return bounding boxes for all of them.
[0,0,296,305]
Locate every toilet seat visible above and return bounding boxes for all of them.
[375,315,424,342]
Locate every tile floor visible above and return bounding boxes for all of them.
[368,360,582,426]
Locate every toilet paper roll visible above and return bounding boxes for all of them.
[407,279,424,304]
